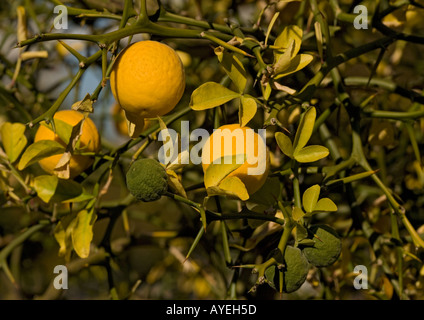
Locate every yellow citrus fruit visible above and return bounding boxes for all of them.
[34,110,101,178]
[201,124,270,195]
[110,41,185,120]
[111,103,150,137]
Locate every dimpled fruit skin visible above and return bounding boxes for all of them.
[126,158,168,202]
[201,124,270,195]
[109,41,185,119]
[302,224,342,267]
[34,110,100,179]
[283,246,310,293]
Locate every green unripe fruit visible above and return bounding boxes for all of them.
[126,158,168,202]
[265,246,309,293]
[302,224,342,267]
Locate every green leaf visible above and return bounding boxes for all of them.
[295,222,308,242]
[302,184,320,213]
[274,25,303,61]
[33,175,83,203]
[18,140,65,170]
[275,132,293,158]
[293,106,316,152]
[313,198,337,212]
[217,175,249,201]
[72,208,97,258]
[190,82,240,110]
[204,154,246,189]
[292,206,305,221]
[294,145,329,163]
[1,122,27,163]
[273,54,314,80]
[239,95,257,127]
[215,47,247,93]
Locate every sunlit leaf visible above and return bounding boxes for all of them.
[33,175,83,203]
[294,145,329,163]
[18,140,65,170]
[293,106,316,152]
[239,95,257,127]
[273,40,295,74]
[190,82,240,110]
[313,198,337,212]
[1,122,27,163]
[275,132,293,158]
[302,184,320,213]
[274,54,314,79]
[204,154,246,189]
[72,208,97,258]
[274,25,303,61]
[292,206,305,221]
[215,47,247,93]
[207,175,249,200]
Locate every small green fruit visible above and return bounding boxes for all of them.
[302,224,342,267]
[126,158,168,202]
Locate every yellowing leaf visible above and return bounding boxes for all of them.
[124,110,145,138]
[265,12,280,47]
[204,154,246,189]
[302,184,320,213]
[314,198,337,212]
[292,206,305,221]
[190,82,241,110]
[54,214,77,262]
[294,145,329,163]
[215,47,247,93]
[273,40,295,74]
[71,93,93,113]
[18,140,65,170]
[72,208,97,259]
[239,95,257,127]
[207,175,249,201]
[274,25,303,61]
[1,122,27,163]
[275,132,293,158]
[274,54,314,80]
[293,107,316,152]
[167,169,187,198]
[33,175,83,203]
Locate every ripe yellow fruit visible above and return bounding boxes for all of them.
[201,124,270,195]
[110,41,185,120]
[34,110,101,178]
